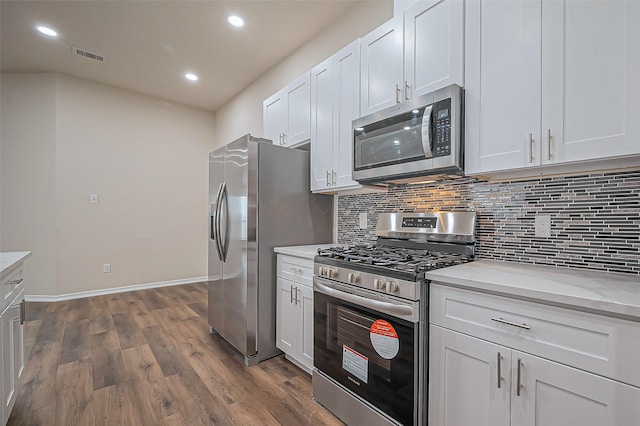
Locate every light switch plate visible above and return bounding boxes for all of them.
[359,212,367,230]
[89,193,99,204]
[535,214,551,238]
[103,263,111,273]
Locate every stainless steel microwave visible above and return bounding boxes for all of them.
[352,84,463,184]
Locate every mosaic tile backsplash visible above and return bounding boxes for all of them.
[337,169,640,275]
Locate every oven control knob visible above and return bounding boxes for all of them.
[328,268,338,278]
[374,279,387,291]
[319,266,327,277]
[386,281,399,293]
[348,273,360,284]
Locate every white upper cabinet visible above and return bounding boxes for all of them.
[465,0,640,177]
[263,72,311,148]
[311,40,363,193]
[360,16,404,116]
[541,0,640,164]
[404,0,464,99]
[361,0,464,116]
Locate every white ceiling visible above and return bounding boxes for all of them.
[1,0,361,112]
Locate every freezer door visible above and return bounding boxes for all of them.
[208,148,224,333]
[221,136,254,356]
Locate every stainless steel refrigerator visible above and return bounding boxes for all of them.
[208,134,333,365]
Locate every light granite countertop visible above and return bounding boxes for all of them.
[427,259,640,320]
[273,244,335,260]
[0,251,32,277]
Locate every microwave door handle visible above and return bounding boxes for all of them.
[421,105,434,159]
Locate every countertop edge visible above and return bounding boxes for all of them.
[427,260,640,321]
[1,251,32,277]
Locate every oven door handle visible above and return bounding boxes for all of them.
[314,279,418,322]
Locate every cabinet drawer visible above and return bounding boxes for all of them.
[1,266,23,312]
[430,283,640,387]
[277,255,313,287]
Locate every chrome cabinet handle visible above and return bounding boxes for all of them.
[404,81,410,100]
[491,317,531,330]
[326,170,331,187]
[282,133,287,146]
[497,352,502,388]
[21,299,25,325]
[528,133,534,163]
[290,285,294,304]
[516,358,523,396]
[5,278,23,286]
[296,288,300,305]
[332,170,336,186]
[547,129,552,160]
[395,84,401,104]
[289,267,303,273]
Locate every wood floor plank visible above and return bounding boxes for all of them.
[54,359,94,425]
[138,289,169,311]
[141,325,189,377]
[112,311,146,350]
[25,301,47,322]
[93,384,146,426]
[59,318,91,365]
[129,299,161,330]
[186,300,208,319]
[89,295,116,335]
[90,330,129,390]
[122,344,177,422]
[34,310,66,345]
[19,341,61,412]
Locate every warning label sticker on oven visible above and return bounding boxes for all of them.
[370,319,399,359]
[342,345,368,384]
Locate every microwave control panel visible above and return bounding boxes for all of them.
[433,98,451,158]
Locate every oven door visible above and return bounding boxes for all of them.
[313,277,420,426]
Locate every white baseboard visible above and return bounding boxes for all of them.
[25,276,208,302]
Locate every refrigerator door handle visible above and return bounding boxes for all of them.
[213,182,225,261]
[220,182,230,262]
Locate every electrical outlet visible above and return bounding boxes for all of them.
[359,212,368,230]
[103,263,111,273]
[535,214,551,238]
[90,193,99,204]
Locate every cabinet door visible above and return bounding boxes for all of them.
[404,0,464,99]
[360,16,404,116]
[13,301,24,395]
[542,0,640,164]
[1,309,15,421]
[511,351,640,426]
[310,58,334,191]
[465,0,542,174]
[333,40,361,189]
[284,72,311,146]
[298,285,314,372]
[429,325,511,426]
[263,93,286,146]
[276,278,298,355]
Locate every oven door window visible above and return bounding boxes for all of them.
[314,290,417,426]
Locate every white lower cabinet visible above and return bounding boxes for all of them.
[430,284,640,426]
[1,293,24,426]
[275,255,314,373]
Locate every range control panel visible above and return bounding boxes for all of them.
[401,217,438,228]
[432,98,451,158]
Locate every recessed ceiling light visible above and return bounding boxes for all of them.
[412,109,420,114]
[355,127,364,131]
[37,26,58,37]
[185,73,199,82]
[228,15,245,27]
[403,126,411,130]
[393,140,400,145]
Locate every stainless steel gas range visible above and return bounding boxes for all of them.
[312,211,476,426]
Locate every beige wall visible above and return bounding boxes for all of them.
[213,1,393,147]
[1,73,216,296]
[1,74,58,295]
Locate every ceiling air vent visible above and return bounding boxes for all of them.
[72,47,106,63]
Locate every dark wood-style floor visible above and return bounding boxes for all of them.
[8,282,343,425]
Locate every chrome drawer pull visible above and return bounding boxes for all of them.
[5,278,23,286]
[288,267,303,273]
[491,317,531,330]
[516,358,523,396]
